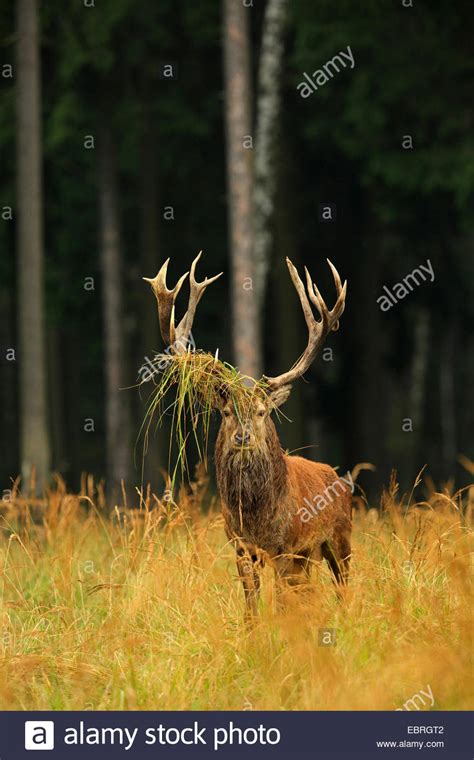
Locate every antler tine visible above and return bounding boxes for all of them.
[304,265,329,330]
[174,251,223,349]
[326,258,347,331]
[327,258,342,295]
[330,279,347,331]
[143,258,188,347]
[264,257,347,394]
[190,251,223,303]
[305,259,347,332]
[286,258,317,333]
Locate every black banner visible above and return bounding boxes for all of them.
[1,710,472,759]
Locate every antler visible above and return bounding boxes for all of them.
[264,257,347,391]
[143,251,222,352]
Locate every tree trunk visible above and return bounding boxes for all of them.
[253,0,288,312]
[409,308,429,476]
[47,325,66,474]
[222,0,259,377]
[15,0,51,490]
[138,112,163,491]
[343,198,388,491]
[0,287,18,486]
[273,138,303,456]
[98,123,131,501]
[439,319,456,479]
[64,326,83,489]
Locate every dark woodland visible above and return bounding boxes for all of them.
[1,0,473,501]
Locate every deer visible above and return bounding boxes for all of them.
[144,252,350,618]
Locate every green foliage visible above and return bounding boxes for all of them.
[290,0,474,214]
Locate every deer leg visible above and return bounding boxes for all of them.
[236,548,261,619]
[321,537,351,586]
[337,535,351,584]
[273,551,311,609]
[295,548,313,580]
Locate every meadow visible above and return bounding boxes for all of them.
[0,470,472,711]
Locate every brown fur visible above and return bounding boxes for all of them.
[215,400,352,617]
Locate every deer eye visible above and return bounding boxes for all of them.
[258,410,265,417]
[223,409,232,418]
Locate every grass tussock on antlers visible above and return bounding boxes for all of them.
[138,350,269,480]
[0,470,472,710]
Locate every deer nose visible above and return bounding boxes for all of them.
[235,431,250,446]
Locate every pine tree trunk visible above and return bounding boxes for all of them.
[98,123,131,501]
[47,325,66,474]
[439,320,456,478]
[222,0,260,377]
[409,308,429,475]
[0,287,18,485]
[138,113,163,491]
[15,0,51,490]
[273,141,304,455]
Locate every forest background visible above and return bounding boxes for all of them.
[1,0,472,500]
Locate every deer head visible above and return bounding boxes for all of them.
[143,252,347,452]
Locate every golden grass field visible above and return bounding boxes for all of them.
[0,470,472,711]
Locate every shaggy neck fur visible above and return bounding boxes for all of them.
[215,416,287,517]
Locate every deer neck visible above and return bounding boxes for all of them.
[215,418,287,519]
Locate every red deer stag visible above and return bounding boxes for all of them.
[144,253,350,617]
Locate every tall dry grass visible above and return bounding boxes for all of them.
[0,470,472,710]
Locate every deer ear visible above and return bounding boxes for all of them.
[215,385,230,410]
[268,384,292,408]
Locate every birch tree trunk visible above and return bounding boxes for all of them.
[253,0,288,312]
[16,0,51,489]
